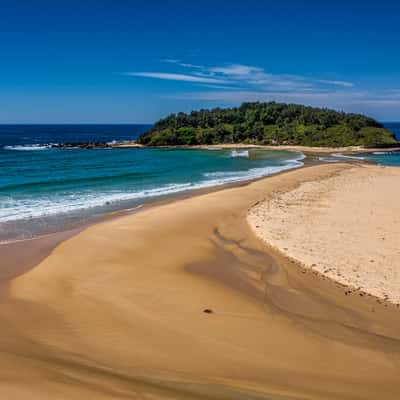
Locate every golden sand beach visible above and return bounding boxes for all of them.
[0,163,399,399]
[248,165,400,304]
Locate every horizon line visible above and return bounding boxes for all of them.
[0,121,399,125]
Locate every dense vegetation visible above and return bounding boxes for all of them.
[137,102,397,147]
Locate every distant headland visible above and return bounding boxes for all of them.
[136,102,399,148]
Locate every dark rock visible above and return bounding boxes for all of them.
[51,141,113,150]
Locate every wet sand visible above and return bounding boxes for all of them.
[0,163,400,399]
[0,175,297,282]
[0,228,84,283]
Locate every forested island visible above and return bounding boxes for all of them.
[137,102,398,147]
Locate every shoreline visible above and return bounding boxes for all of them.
[157,143,400,155]
[112,141,400,154]
[1,146,370,256]
[0,154,367,285]
[0,152,313,279]
[1,162,400,399]
[0,146,306,244]
[15,139,400,155]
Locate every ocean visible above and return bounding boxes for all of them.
[0,124,306,242]
[1,123,399,243]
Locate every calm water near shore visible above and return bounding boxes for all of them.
[359,122,400,165]
[0,124,306,242]
[360,150,400,166]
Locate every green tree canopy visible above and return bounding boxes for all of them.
[137,102,398,147]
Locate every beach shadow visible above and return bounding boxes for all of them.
[185,226,400,352]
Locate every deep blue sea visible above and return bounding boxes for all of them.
[0,124,306,242]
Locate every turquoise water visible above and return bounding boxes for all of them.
[318,151,400,165]
[360,151,400,166]
[0,125,304,242]
[1,123,399,243]
[359,122,400,166]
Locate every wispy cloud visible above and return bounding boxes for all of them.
[318,79,355,88]
[125,61,400,119]
[168,90,368,103]
[125,72,227,84]
[167,89,400,116]
[209,64,263,76]
[126,61,355,94]
[162,59,204,69]
[205,64,314,91]
[383,89,400,97]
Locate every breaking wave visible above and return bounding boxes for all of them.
[3,144,53,151]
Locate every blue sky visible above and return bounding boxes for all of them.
[1,0,400,123]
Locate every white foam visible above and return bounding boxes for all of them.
[230,150,249,158]
[372,151,395,155]
[331,153,366,160]
[0,183,193,222]
[203,155,304,185]
[3,144,52,151]
[293,152,306,161]
[0,153,305,223]
[318,157,339,163]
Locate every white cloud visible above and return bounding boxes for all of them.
[209,64,264,76]
[206,64,312,91]
[167,89,400,116]
[383,89,400,97]
[318,79,355,88]
[162,59,204,69]
[124,62,400,119]
[126,61,356,94]
[125,72,227,84]
[168,90,360,103]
